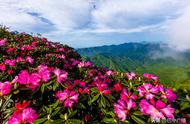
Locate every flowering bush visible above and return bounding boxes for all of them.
[0,27,189,124]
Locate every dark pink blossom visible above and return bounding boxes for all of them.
[54,69,68,83]
[113,83,123,92]
[0,64,6,71]
[144,73,158,82]
[140,99,174,121]
[18,70,30,85]
[126,72,136,80]
[7,108,38,124]
[106,70,113,76]
[26,56,34,64]
[37,65,51,82]
[0,39,6,46]
[138,83,159,99]
[56,89,79,108]
[96,83,111,95]
[18,70,41,90]
[120,89,137,101]
[158,85,177,102]
[78,61,93,68]
[29,73,41,90]
[4,59,15,67]
[114,99,136,121]
[0,81,11,96]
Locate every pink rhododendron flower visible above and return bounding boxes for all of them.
[6,47,14,53]
[138,83,159,99]
[0,81,11,96]
[7,108,38,124]
[126,72,136,80]
[16,57,25,63]
[26,56,34,64]
[144,73,158,82]
[158,85,176,102]
[29,73,41,90]
[37,65,51,82]
[113,83,123,92]
[106,70,113,76]
[18,70,30,85]
[4,59,15,67]
[78,61,92,68]
[54,69,68,83]
[18,70,41,90]
[140,99,174,121]
[114,99,136,121]
[56,89,79,108]
[0,39,6,46]
[96,83,111,95]
[120,89,137,100]
[0,64,6,71]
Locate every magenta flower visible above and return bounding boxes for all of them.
[0,64,6,71]
[29,73,41,90]
[140,99,174,121]
[126,72,136,80]
[26,56,34,64]
[16,57,25,63]
[0,81,11,96]
[18,70,30,85]
[158,85,176,102]
[37,65,51,82]
[78,61,93,68]
[18,70,41,90]
[144,73,158,82]
[120,89,137,101]
[56,89,79,108]
[0,39,6,46]
[7,108,38,124]
[106,70,113,76]
[97,83,111,95]
[114,99,136,121]
[113,83,123,92]
[4,59,15,67]
[54,69,68,83]
[138,83,159,99]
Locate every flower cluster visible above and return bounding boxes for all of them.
[114,89,137,120]
[7,101,38,124]
[0,27,188,124]
[56,89,79,108]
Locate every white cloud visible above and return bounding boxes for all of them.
[0,0,190,48]
[167,6,190,51]
[92,0,183,29]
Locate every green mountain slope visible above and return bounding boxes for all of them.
[78,43,190,89]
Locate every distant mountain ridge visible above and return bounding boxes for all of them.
[77,42,190,89]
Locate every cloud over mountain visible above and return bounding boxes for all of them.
[0,0,190,48]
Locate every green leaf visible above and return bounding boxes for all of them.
[132,111,142,116]
[32,118,47,124]
[41,84,45,93]
[51,107,61,116]
[53,83,59,91]
[181,101,190,110]
[52,100,60,109]
[68,110,77,118]
[78,103,86,109]
[131,115,146,124]
[101,117,115,123]
[51,119,64,124]
[89,94,100,105]
[67,119,82,124]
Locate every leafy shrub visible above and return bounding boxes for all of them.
[0,27,189,124]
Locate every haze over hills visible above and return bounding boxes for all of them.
[78,42,190,89]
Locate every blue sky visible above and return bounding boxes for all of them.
[0,0,190,50]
